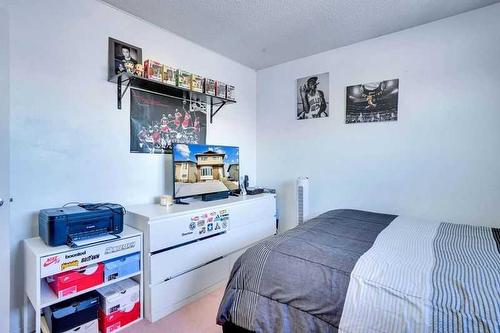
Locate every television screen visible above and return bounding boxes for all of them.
[173,143,240,199]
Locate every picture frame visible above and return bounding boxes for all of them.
[108,37,142,81]
[345,79,399,124]
[297,73,329,120]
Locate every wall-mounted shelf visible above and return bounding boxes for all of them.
[110,73,236,124]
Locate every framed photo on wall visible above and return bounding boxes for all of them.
[108,37,142,80]
[346,79,399,124]
[297,73,329,120]
[130,89,207,154]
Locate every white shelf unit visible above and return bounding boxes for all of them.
[23,225,144,333]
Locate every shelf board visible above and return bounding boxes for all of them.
[40,271,141,308]
[41,315,142,333]
[110,72,236,105]
[25,225,141,259]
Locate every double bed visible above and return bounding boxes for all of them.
[216,209,500,333]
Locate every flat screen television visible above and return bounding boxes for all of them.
[172,143,240,199]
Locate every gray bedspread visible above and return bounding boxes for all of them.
[339,216,500,332]
[216,209,397,333]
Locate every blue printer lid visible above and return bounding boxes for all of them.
[40,204,124,221]
[40,206,88,218]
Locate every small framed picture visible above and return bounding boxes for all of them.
[297,73,329,120]
[108,37,142,80]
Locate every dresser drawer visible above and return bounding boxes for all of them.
[149,256,230,322]
[148,196,276,253]
[149,219,275,285]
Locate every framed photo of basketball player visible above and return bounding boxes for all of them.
[346,79,399,124]
[108,37,142,81]
[297,73,329,120]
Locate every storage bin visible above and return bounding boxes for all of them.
[61,318,98,333]
[42,292,99,333]
[104,252,140,282]
[98,301,140,333]
[97,278,139,315]
[46,263,104,298]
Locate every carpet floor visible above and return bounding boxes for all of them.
[123,286,225,333]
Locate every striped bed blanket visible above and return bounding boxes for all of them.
[339,216,500,333]
[217,210,500,333]
[217,209,396,332]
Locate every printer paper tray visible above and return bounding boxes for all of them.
[70,233,119,248]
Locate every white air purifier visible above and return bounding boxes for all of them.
[297,177,310,224]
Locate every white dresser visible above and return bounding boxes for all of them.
[125,193,277,322]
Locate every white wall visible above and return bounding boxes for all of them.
[257,4,500,232]
[6,0,256,331]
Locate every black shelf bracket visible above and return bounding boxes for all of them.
[210,99,226,124]
[117,75,132,110]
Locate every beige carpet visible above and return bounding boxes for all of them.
[123,287,225,333]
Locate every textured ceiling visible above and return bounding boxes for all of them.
[101,0,499,69]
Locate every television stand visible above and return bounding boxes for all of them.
[202,192,229,202]
[125,193,277,322]
[174,199,190,205]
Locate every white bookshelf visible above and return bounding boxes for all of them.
[23,225,144,333]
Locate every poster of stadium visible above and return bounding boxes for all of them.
[346,79,399,124]
[130,89,207,154]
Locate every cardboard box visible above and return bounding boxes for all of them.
[98,302,140,333]
[104,252,140,282]
[43,292,99,333]
[226,85,235,101]
[204,79,216,96]
[97,278,140,315]
[177,69,191,89]
[46,263,104,298]
[61,319,98,333]
[144,60,162,81]
[161,65,176,86]
[216,81,227,98]
[191,74,204,92]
